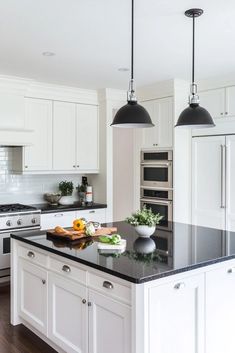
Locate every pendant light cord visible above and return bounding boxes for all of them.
[192,14,195,85]
[131,0,134,82]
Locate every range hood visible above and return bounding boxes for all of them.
[0,128,34,146]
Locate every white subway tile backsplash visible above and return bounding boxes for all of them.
[0,147,82,204]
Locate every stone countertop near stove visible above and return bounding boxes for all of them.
[31,202,107,214]
[10,221,235,284]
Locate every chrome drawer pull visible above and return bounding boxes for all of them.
[174,282,185,290]
[27,251,35,259]
[228,268,235,274]
[89,210,95,213]
[103,281,114,289]
[62,265,71,273]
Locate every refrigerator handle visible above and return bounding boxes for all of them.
[220,144,226,209]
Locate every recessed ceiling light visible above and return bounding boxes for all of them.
[42,51,55,57]
[118,67,129,72]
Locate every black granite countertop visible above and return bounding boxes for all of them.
[31,202,107,214]
[11,221,235,284]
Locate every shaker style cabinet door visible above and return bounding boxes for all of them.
[88,290,131,353]
[199,88,225,119]
[225,86,235,117]
[53,101,76,171]
[40,211,77,230]
[48,273,88,353]
[18,259,48,335]
[225,135,235,231]
[192,135,226,229]
[205,262,235,353]
[76,104,99,172]
[24,98,53,170]
[142,97,173,148]
[148,274,204,353]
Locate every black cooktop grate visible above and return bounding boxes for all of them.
[0,203,37,213]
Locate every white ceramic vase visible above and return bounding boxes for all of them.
[59,196,73,205]
[135,225,156,238]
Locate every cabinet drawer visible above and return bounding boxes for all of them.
[88,272,131,304]
[49,257,87,285]
[76,208,106,224]
[41,211,77,230]
[18,245,48,267]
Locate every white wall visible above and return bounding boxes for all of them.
[113,128,134,221]
[0,147,82,204]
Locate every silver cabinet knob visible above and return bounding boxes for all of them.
[62,265,71,273]
[174,282,185,290]
[42,279,46,285]
[228,268,235,274]
[82,299,86,304]
[17,219,22,226]
[27,251,35,259]
[88,302,92,307]
[73,165,76,168]
[31,218,37,224]
[220,112,223,115]
[77,165,80,168]
[225,112,228,115]
[25,166,28,169]
[103,281,114,289]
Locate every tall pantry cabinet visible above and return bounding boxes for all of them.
[192,135,235,231]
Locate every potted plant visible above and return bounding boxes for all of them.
[126,206,163,237]
[58,181,74,205]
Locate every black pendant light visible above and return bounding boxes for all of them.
[175,9,215,128]
[111,0,154,128]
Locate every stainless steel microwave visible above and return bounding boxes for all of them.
[141,161,173,189]
[141,150,173,164]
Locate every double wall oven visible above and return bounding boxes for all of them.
[140,150,173,231]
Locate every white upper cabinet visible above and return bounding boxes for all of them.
[76,104,99,172]
[142,97,173,149]
[24,98,53,171]
[225,86,235,117]
[53,101,76,171]
[148,273,204,353]
[192,135,226,229]
[0,92,25,130]
[199,89,225,119]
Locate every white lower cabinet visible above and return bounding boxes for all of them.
[148,273,204,353]
[48,273,88,353]
[205,263,235,353]
[18,259,48,335]
[88,290,131,353]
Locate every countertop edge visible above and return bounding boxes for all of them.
[31,203,107,214]
[11,233,235,284]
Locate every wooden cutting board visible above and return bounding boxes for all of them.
[47,227,117,242]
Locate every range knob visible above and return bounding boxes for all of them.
[17,219,22,226]
[6,220,12,227]
[31,218,37,224]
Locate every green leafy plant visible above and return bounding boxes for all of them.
[58,181,74,196]
[126,205,163,227]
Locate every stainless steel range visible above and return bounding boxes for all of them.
[0,203,41,282]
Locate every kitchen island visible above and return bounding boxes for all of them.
[11,221,235,353]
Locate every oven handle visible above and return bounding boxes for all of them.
[141,198,172,205]
[141,162,171,167]
[0,225,41,234]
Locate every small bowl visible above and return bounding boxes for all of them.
[44,193,61,205]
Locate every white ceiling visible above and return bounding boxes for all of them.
[0,0,235,89]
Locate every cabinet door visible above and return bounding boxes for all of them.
[142,97,173,148]
[19,259,48,335]
[40,211,77,230]
[226,86,235,117]
[199,89,225,119]
[0,92,25,129]
[24,98,52,170]
[157,97,173,148]
[48,273,88,353]
[148,274,204,353]
[206,262,235,353]
[226,135,235,231]
[192,136,226,229]
[88,290,131,353]
[142,100,158,148]
[53,101,76,171]
[76,209,106,224]
[76,104,99,172]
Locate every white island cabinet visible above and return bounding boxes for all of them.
[11,238,235,353]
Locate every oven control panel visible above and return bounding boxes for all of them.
[0,211,41,231]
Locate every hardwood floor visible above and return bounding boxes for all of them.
[0,284,57,353]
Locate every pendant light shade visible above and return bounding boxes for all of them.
[111,0,154,128]
[175,9,215,129]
